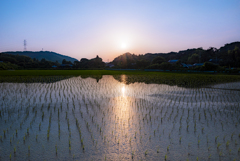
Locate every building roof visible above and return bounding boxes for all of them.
[168,60,178,63]
[193,63,204,66]
[60,64,73,67]
[181,63,194,68]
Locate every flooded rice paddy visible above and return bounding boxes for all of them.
[0,75,240,160]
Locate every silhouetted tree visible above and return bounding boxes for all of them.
[152,56,166,64]
[136,59,150,69]
[62,59,72,64]
[203,62,219,71]
[188,53,199,64]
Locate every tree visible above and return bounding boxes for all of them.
[203,62,218,71]
[152,56,166,64]
[188,53,199,64]
[41,58,46,63]
[146,64,161,69]
[159,62,173,70]
[112,52,137,68]
[62,59,67,64]
[234,46,240,67]
[62,59,73,64]
[136,59,150,69]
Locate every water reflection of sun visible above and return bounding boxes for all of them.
[121,86,125,97]
[111,82,130,127]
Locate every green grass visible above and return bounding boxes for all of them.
[0,69,237,76]
[0,70,154,76]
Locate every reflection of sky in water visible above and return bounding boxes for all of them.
[0,76,240,160]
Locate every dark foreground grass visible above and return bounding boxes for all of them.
[0,70,239,88]
[0,69,239,76]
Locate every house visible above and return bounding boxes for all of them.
[181,63,193,68]
[181,63,188,68]
[106,63,114,68]
[209,59,221,64]
[193,63,204,67]
[187,64,194,68]
[60,64,73,68]
[168,60,178,63]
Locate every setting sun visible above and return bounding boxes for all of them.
[121,43,127,49]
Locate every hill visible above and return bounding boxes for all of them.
[1,51,78,63]
[0,53,60,69]
[111,41,240,68]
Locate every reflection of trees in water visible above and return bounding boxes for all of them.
[113,75,182,86]
[0,76,73,83]
[80,75,102,82]
[0,75,104,83]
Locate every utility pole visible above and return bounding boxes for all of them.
[24,40,27,51]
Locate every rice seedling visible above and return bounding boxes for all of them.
[55,145,57,154]
[145,150,148,156]
[208,146,211,151]
[226,140,230,147]
[219,151,223,157]
[231,133,234,139]
[223,135,226,140]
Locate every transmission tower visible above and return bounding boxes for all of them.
[24,40,27,51]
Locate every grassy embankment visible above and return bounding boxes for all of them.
[0,70,239,88]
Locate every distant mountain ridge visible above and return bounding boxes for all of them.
[1,51,78,63]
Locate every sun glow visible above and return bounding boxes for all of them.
[121,43,127,49]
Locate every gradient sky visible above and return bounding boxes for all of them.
[0,0,240,62]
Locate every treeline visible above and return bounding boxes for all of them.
[0,53,105,70]
[0,41,240,71]
[0,53,60,70]
[111,42,240,71]
[73,55,105,69]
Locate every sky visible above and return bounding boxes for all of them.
[0,0,240,62]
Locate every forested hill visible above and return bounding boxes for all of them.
[112,41,240,68]
[1,51,78,63]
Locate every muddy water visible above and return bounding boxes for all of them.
[0,75,240,160]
